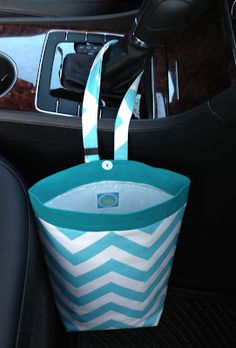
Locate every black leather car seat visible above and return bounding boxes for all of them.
[0,0,142,17]
[0,157,58,348]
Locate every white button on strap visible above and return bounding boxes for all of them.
[102,161,113,171]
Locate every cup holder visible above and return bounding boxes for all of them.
[0,52,17,97]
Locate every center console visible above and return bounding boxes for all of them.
[0,0,235,120]
[36,30,155,118]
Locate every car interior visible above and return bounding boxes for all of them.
[0,0,235,347]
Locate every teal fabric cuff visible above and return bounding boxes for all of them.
[29,160,190,231]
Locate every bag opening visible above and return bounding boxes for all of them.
[46,180,173,214]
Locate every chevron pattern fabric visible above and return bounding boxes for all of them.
[37,206,185,332]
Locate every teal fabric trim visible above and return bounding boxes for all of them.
[29,160,190,231]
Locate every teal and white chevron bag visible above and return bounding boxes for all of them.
[29,41,191,332]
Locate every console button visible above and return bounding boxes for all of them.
[67,32,86,43]
[57,99,79,116]
[87,33,105,44]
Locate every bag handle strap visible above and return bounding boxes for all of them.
[114,72,142,160]
[82,40,142,163]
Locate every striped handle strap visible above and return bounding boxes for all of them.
[114,72,142,160]
[82,40,142,163]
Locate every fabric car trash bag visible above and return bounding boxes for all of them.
[29,40,191,332]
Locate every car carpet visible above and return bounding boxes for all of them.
[74,288,236,348]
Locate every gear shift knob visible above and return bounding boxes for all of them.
[130,0,207,47]
[101,0,210,100]
[61,0,210,104]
